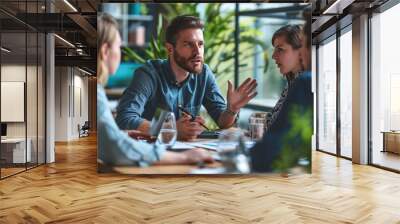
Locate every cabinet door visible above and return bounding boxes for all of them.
[386,133,400,154]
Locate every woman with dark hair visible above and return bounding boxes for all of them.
[266,25,304,130]
[250,23,313,172]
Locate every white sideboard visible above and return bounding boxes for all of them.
[1,138,32,163]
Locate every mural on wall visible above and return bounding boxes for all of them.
[97,2,313,175]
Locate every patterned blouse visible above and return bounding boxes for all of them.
[265,72,302,131]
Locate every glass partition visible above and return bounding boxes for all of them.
[339,27,352,158]
[370,3,400,171]
[0,15,28,177]
[0,0,46,179]
[317,35,337,155]
[237,3,305,109]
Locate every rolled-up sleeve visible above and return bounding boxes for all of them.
[116,67,156,130]
[98,85,166,167]
[202,67,227,124]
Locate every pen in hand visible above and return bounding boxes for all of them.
[178,105,210,131]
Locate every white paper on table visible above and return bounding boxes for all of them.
[172,140,255,152]
[171,141,196,150]
[189,142,219,151]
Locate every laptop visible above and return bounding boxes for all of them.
[149,108,169,138]
[198,130,221,139]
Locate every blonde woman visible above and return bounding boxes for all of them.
[97,13,212,167]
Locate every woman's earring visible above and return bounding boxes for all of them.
[300,58,305,71]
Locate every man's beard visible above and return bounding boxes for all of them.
[173,50,203,74]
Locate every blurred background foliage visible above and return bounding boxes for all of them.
[272,106,313,174]
[124,3,268,78]
[123,3,270,129]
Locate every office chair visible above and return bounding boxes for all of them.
[78,121,90,138]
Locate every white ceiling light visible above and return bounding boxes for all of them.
[76,49,84,55]
[54,34,75,48]
[1,47,11,53]
[78,67,93,76]
[63,0,78,12]
[323,0,355,15]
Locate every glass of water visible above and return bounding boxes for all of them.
[249,117,265,140]
[217,129,250,173]
[158,112,177,147]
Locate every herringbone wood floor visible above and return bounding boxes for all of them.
[1,134,400,223]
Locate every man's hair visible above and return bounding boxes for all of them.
[272,24,302,50]
[165,15,204,46]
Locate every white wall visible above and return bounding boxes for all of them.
[54,66,89,141]
[55,66,69,141]
[1,65,26,139]
[72,73,89,137]
[1,65,41,137]
[1,64,46,164]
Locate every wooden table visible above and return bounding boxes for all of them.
[104,131,255,174]
[112,161,223,175]
[104,138,225,174]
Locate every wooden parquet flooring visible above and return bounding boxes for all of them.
[1,134,400,223]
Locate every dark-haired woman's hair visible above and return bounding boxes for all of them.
[272,25,302,50]
[303,11,311,50]
[272,25,303,78]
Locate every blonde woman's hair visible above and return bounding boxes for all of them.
[97,13,119,85]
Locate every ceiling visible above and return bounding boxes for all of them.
[0,0,99,73]
[311,0,390,42]
[1,0,394,72]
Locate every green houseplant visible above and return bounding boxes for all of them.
[272,106,313,174]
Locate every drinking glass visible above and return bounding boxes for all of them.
[157,112,177,147]
[249,117,265,141]
[217,129,250,173]
[217,129,241,159]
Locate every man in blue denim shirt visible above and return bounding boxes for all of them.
[116,15,257,140]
